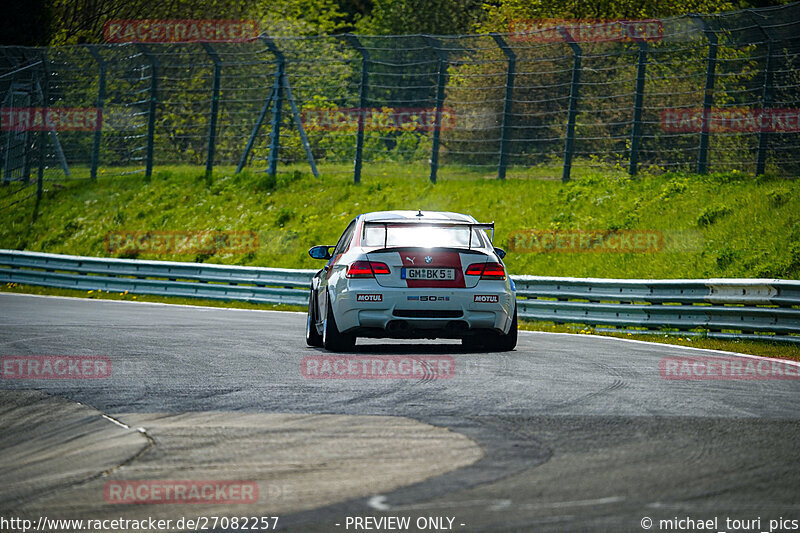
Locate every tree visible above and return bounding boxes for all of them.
[1,0,52,46]
[358,0,484,35]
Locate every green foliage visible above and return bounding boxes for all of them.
[767,187,790,207]
[46,0,347,45]
[2,0,52,45]
[697,205,732,226]
[477,0,739,33]
[358,0,484,34]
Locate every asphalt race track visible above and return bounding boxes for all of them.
[1,292,799,532]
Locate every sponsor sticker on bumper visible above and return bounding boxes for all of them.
[356,293,383,302]
[474,295,499,303]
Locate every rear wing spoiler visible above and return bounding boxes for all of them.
[362,220,495,249]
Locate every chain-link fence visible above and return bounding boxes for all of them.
[1,2,799,187]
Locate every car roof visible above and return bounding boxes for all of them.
[361,210,477,223]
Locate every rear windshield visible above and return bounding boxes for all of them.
[363,224,490,249]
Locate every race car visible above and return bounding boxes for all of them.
[305,210,517,352]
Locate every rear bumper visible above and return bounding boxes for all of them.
[331,283,515,338]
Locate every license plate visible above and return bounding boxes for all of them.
[402,267,455,280]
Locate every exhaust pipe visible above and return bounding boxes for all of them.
[386,320,409,333]
[445,320,468,332]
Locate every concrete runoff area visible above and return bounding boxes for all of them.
[0,391,482,528]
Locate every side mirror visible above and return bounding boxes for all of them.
[494,247,506,259]
[309,245,334,260]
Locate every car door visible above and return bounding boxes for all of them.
[317,219,357,325]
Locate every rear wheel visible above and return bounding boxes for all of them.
[495,304,518,351]
[306,291,323,347]
[323,296,355,352]
[463,305,517,352]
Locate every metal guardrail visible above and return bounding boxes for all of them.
[1,250,798,343]
[0,250,316,307]
[513,276,800,344]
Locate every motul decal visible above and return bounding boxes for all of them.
[357,294,383,302]
[474,295,499,303]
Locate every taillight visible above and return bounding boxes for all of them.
[465,262,506,280]
[370,261,390,275]
[346,261,390,278]
[465,263,485,276]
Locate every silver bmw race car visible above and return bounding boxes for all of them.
[305,210,517,352]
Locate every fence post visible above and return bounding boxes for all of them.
[236,65,278,174]
[746,11,775,177]
[281,75,319,178]
[267,62,284,177]
[343,35,369,185]
[689,15,718,175]
[87,45,106,181]
[136,44,158,181]
[201,43,222,182]
[424,36,448,184]
[558,26,582,183]
[35,52,71,179]
[36,127,44,200]
[261,37,319,179]
[491,34,516,181]
[629,41,648,176]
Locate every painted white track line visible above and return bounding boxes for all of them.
[521,330,800,367]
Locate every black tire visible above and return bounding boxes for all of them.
[306,290,323,347]
[495,304,518,351]
[323,296,355,352]
[464,305,517,352]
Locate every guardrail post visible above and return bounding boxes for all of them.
[689,15,717,175]
[558,26,582,183]
[629,41,648,176]
[424,36,448,184]
[491,34,516,181]
[201,43,222,183]
[343,35,369,185]
[87,45,107,181]
[136,44,158,181]
[747,11,775,177]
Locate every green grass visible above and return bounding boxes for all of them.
[3,163,798,279]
